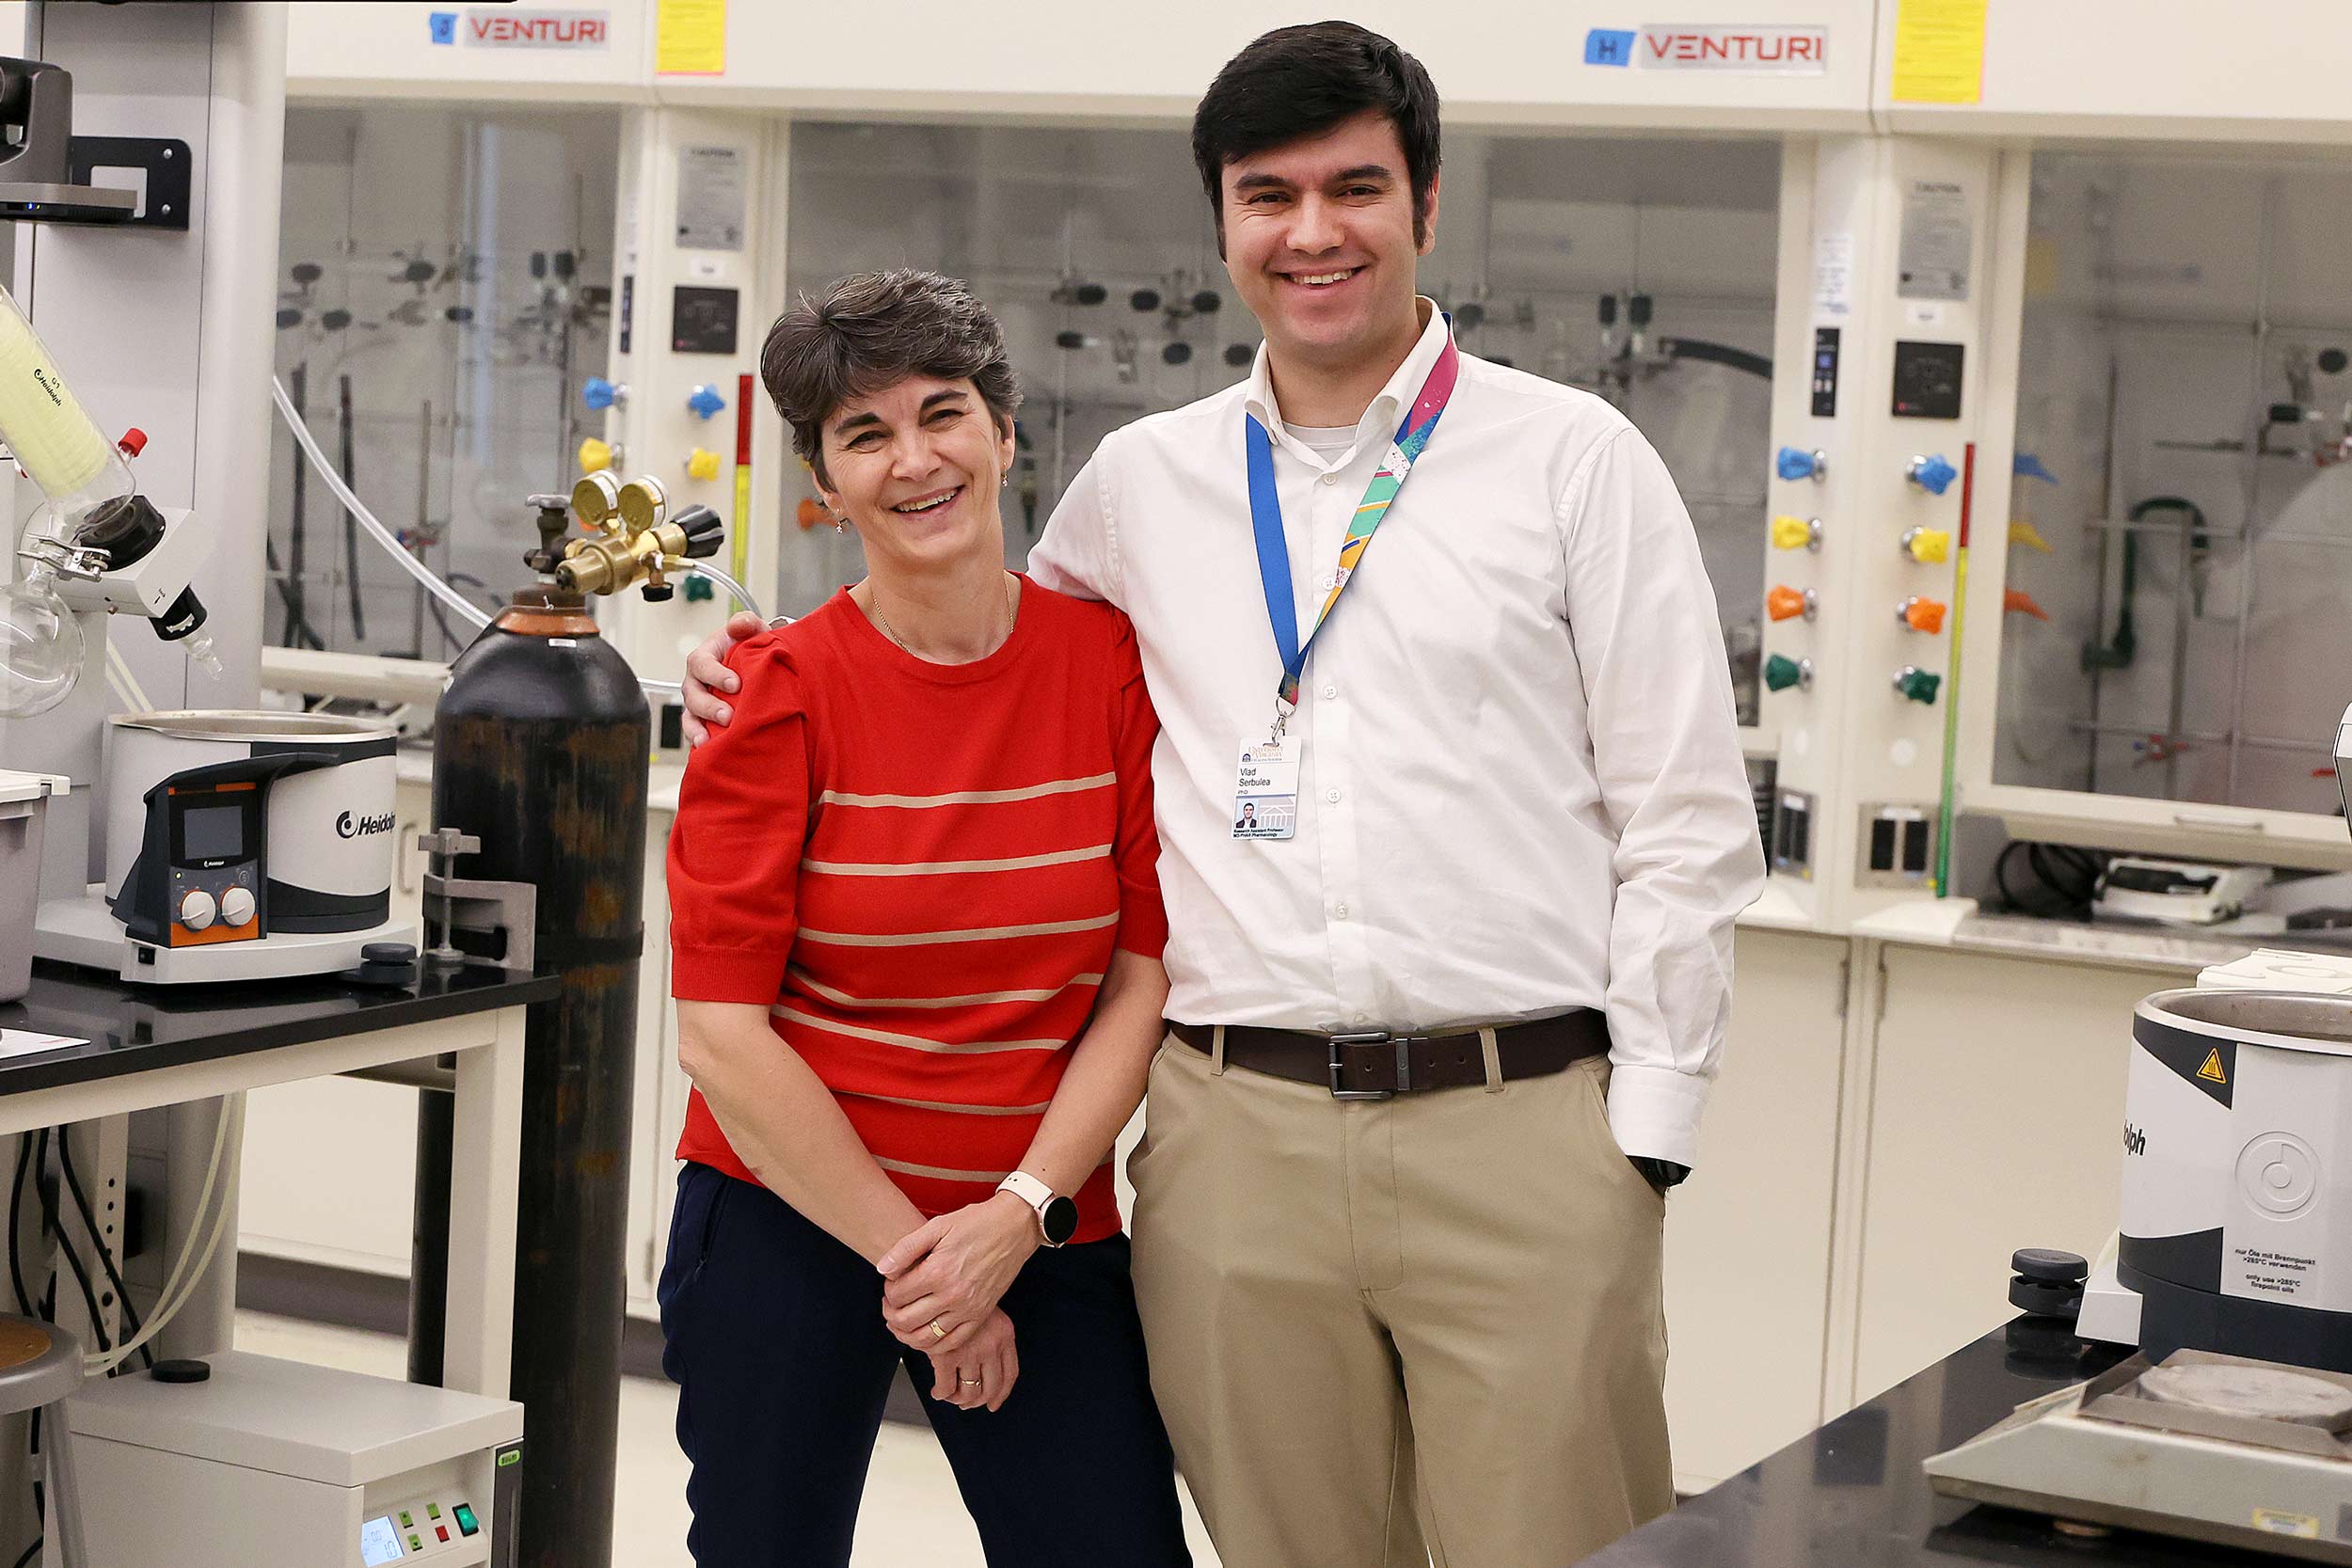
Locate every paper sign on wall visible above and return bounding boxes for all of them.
[1813,232,1854,318]
[1898,181,1972,302]
[676,146,746,251]
[1890,0,1987,104]
[657,0,725,75]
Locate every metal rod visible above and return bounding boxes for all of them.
[2164,504,2195,799]
[2064,718,2328,753]
[410,398,431,658]
[2225,178,2279,804]
[2088,355,2121,793]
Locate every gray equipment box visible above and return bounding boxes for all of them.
[0,771,65,1003]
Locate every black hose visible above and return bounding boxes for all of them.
[1658,337,1773,380]
[264,536,326,652]
[288,363,310,645]
[340,372,367,640]
[1994,840,2103,919]
[11,1535,36,1568]
[57,1138,151,1371]
[8,1135,31,1318]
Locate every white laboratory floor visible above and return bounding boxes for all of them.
[232,1310,1222,1567]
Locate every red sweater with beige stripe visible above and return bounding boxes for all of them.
[666,578,1165,1244]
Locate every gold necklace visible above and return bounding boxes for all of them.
[870,573,1015,657]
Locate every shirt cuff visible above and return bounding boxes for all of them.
[1115,901,1168,960]
[671,946,790,1005]
[1605,1062,1710,1170]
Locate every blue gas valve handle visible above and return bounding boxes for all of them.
[686,384,726,420]
[1776,446,1823,482]
[582,376,624,411]
[1909,453,1958,495]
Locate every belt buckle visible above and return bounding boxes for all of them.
[1328,1031,1408,1101]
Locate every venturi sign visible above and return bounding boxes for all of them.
[1585,24,1828,73]
[430,9,612,49]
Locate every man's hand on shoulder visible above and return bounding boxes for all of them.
[680,610,770,748]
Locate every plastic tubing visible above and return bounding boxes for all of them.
[271,374,491,633]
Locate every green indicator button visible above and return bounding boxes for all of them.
[453,1503,479,1537]
[408,1537,422,1553]
[497,1449,521,1467]
[427,1505,440,1520]
[399,1513,413,1528]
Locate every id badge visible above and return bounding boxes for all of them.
[1233,738,1298,841]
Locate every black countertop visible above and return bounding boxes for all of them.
[0,958,559,1096]
[1593,1322,2279,1567]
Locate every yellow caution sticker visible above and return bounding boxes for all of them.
[2253,1508,2319,1538]
[2198,1048,2228,1085]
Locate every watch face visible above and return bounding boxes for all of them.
[1041,1195,1080,1246]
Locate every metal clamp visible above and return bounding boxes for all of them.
[1328,1032,1419,1101]
[417,827,542,975]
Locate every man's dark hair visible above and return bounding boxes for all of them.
[1191,22,1441,252]
[759,267,1022,489]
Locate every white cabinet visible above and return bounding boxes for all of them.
[1665,927,1850,1493]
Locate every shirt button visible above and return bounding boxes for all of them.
[1354,1012,1371,1025]
[1325,787,1342,803]
[1334,902,1350,919]
[1322,684,1338,700]
[1320,472,1338,486]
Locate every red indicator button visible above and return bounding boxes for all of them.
[437,1527,451,1543]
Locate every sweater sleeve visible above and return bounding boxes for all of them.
[666,634,812,1003]
[1105,610,1168,959]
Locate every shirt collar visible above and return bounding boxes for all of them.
[1244,296,1449,457]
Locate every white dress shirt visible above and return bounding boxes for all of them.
[1026,301,1765,1166]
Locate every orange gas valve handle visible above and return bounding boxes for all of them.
[1899,597,1947,634]
[1766,585,1815,622]
[2004,588,2052,621]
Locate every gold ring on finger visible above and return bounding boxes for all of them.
[930,1318,948,1340]
[958,1375,981,1386]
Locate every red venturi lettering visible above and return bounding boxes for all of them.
[470,15,608,46]
[1645,31,1821,64]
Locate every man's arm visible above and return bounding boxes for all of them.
[1558,426,1768,1173]
[1025,440,1121,606]
[681,442,1124,743]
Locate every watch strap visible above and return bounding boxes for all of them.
[996,1171,1068,1243]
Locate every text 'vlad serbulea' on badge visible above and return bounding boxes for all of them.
[1233,739,1298,841]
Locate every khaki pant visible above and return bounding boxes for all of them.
[1128,1030,1670,1568]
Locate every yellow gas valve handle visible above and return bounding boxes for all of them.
[1901,527,1951,565]
[1771,515,1822,551]
[578,436,615,475]
[686,447,722,483]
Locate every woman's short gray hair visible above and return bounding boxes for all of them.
[759,268,1023,488]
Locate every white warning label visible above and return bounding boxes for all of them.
[2233,1246,2318,1299]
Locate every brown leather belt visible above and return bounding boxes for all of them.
[1168,1012,1609,1101]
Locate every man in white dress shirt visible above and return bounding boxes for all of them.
[681,22,1763,1567]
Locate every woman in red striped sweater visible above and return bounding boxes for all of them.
[660,269,1191,1568]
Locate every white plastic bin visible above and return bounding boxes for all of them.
[0,769,65,1003]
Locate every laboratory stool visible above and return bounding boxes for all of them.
[0,1316,86,1565]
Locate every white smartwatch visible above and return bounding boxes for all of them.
[996,1171,1078,1248]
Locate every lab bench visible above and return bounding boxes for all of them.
[1593,1320,2261,1568]
[2,958,551,1397]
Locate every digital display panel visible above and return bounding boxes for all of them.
[180,803,244,862]
[359,1516,404,1564]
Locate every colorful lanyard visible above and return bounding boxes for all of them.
[1246,334,1461,740]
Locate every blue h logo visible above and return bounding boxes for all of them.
[428,12,458,45]
[1584,29,1635,67]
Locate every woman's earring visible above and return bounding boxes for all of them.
[833,517,845,534]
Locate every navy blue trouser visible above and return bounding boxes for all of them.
[659,1162,1192,1568]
